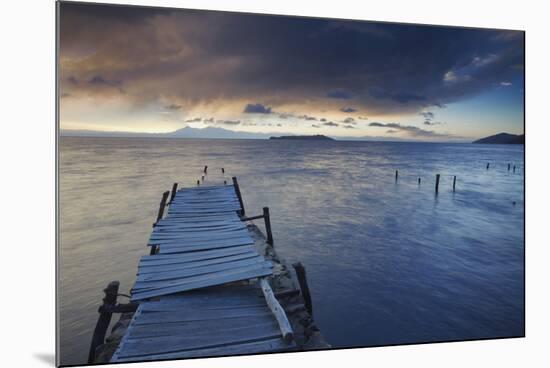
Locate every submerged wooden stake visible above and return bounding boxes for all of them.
[292,262,313,316]
[453,176,456,192]
[418,178,421,185]
[435,174,440,194]
[263,207,274,245]
[232,176,245,216]
[508,163,511,171]
[486,163,490,170]
[221,167,225,174]
[88,281,119,363]
[203,165,208,174]
[260,278,294,344]
[196,180,200,186]
[395,170,398,182]
[513,165,516,173]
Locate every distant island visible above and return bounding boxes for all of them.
[269,135,335,141]
[473,133,524,144]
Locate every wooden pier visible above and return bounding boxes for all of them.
[89,169,329,363]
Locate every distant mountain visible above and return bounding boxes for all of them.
[473,133,524,144]
[269,134,334,141]
[61,126,273,140]
[167,126,271,139]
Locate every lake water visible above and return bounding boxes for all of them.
[59,137,524,365]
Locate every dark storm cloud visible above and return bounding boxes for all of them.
[59,3,524,116]
[326,89,353,99]
[340,107,357,113]
[369,122,454,138]
[243,103,272,114]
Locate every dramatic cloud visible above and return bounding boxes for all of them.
[185,117,202,122]
[243,103,272,114]
[59,2,524,138]
[323,121,339,127]
[343,117,356,124]
[216,120,241,125]
[165,104,182,110]
[298,115,318,121]
[368,122,454,138]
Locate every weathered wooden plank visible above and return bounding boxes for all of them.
[132,263,272,292]
[117,326,282,358]
[113,337,292,362]
[133,306,271,325]
[138,245,254,264]
[126,316,277,339]
[149,229,249,241]
[158,240,255,254]
[136,257,267,282]
[131,265,273,300]
[138,252,260,274]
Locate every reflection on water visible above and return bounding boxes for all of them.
[59,137,524,365]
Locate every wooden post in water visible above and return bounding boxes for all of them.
[486,163,490,170]
[203,165,208,174]
[232,176,245,216]
[201,175,204,182]
[418,178,421,185]
[435,174,440,194]
[197,180,200,186]
[151,191,169,255]
[224,180,227,185]
[292,262,313,315]
[169,183,178,204]
[221,167,225,174]
[508,163,511,171]
[513,165,516,173]
[453,176,456,192]
[88,281,119,363]
[263,207,274,245]
[395,170,398,182]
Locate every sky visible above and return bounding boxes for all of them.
[59,2,524,141]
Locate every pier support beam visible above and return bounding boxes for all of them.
[151,191,169,255]
[169,183,178,204]
[88,281,119,364]
[263,207,274,245]
[232,176,245,216]
[292,262,313,316]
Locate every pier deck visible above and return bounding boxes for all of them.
[109,178,297,362]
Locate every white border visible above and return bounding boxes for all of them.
[2,0,548,367]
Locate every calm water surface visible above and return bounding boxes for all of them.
[59,137,524,365]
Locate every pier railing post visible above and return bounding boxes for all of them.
[232,176,245,216]
[263,207,274,245]
[435,174,440,194]
[151,191,170,255]
[292,262,313,316]
[88,281,119,363]
[169,183,178,204]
